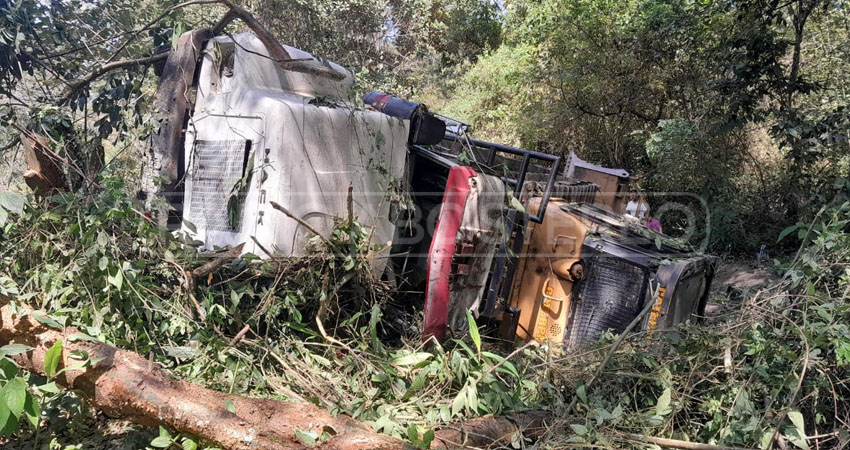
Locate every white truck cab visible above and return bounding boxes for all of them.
[147,32,408,271]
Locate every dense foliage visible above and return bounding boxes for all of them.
[1,176,849,449]
[442,0,850,253]
[3,0,847,252]
[0,180,556,448]
[1,0,850,448]
[544,203,850,449]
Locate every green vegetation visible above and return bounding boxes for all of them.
[442,0,850,253]
[0,182,553,448]
[0,0,849,448]
[0,177,847,448]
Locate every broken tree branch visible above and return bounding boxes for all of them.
[102,0,225,65]
[59,52,170,105]
[0,300,552,449]
[616,433,752,450]
[269,200,335,248]
[214,0,348,80]
[0,291,578,450]
[192,243,245,279]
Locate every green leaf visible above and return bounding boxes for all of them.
[454,340,476,358]
[38,382,60,394]
[107,269,123,290]
[496,361,520,379]
[369,303,383,354]
[4,378,26,417]
[466,310,481,354]
[509,194,525,213]
[0,191,25,215]
[569,424,588,436]
[98,256,109,271]
[67,332,98,343]
[55,361,89,376]
[421,430,434,448]
[295,429,319,445]
[392,352,433,366]
[611,404,623,418]
[0,396,11,437]
[0,359,19,379]
[787,410,806,440]
[778,224,800,242]
[655,387,672,416]
[451,384,468,417]
[466,381,479,413]
[23,393,39,429]
[150,436,173,448]
[182,438,199,450]
[32,311,63,330]
[0,344,33,358]
[225,399,236,413]
[759,431,774,449]
[165,346,199,360]
[44,340,63,378]
[576,384,587,404]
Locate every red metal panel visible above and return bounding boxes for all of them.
[423,166,477,340]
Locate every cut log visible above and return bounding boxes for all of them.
[0,301,399,450]
[0,301,552,449]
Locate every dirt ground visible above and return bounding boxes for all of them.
[712,259,780,292]
[703,258,780,317]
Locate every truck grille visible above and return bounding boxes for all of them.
[569,257,646,345]
[186,139,250,233]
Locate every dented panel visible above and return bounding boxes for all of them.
[509,199,588,346]
[180,33,409,271]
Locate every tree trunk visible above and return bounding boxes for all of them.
[0,301,399,450]
[0,301,551,449]
[19,131,67,196]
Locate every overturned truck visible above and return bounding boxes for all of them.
[145,30,717,350]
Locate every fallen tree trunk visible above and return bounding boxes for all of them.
[0,301,552,449]
[0,301,399,450]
